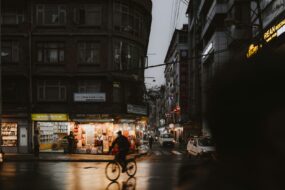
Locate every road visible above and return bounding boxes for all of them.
[0,143,198,190]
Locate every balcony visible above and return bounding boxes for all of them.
[201,3,227,38]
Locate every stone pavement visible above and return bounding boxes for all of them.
[2,152,146,162]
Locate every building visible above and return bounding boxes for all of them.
[164,25,188,141]
[1,0,152,153]
[186,0,232,136]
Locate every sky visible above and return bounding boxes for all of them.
[145,0,188,89]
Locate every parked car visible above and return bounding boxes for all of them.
[187,136,215,158]
[158,133,175,147]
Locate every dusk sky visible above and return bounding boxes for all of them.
[145,0,188,89]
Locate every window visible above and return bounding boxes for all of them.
[114,3,133,33]
[37,42,65,64]
[113,82,122,103]
[179,34,188,43]
[78,42,100,65]
[75,5,102,26]
[37,81,66,101]
[1,41,19,63]
[113,41,141,70]
[78,81,101,93]
[36,5,66,25]
[2,11,24,25]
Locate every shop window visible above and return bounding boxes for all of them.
[78,81,101,93]
[78,42,100,65]
[74,5,102,26]
[1,123,18,146]
[37,42,65,64]
[1,41,19,64]
[2,11,24,25]
[37,80,66,101]
[36,5,66,25]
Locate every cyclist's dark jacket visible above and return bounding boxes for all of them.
[111,135,130,152]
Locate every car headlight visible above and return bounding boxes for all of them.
[172,140,176,143]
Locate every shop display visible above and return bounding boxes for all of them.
[1,123,17,146]
[37,122,71,151]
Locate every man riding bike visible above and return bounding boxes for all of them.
[109,131,130,172]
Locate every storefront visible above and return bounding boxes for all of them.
[31,113,147,154]
[32,114,71,152]
[1,114,29,153]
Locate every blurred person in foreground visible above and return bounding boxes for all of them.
[177,51,285,190]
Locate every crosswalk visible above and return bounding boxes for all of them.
[150,150,186,156]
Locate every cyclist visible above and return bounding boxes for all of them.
[109,131,130,172]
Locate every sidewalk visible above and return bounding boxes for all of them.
[2,152,147,162]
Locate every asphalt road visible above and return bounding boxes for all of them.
[0,143,198,190]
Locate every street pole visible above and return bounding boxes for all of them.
[0,0,3,162]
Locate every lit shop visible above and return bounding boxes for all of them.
[32,114,147,154]
[1,115,29,153]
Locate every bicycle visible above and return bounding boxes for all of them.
[105,156,137,181]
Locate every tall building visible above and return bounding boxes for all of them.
[1,0,152,153]
[187,0,229,136]
[164,25,188,141]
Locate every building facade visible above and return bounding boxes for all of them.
[164,25,189,141]
[1,0,152,153]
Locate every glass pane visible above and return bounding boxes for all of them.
[59,50,64,62]
[48,49,58,63]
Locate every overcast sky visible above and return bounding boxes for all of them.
[145,0,188,89]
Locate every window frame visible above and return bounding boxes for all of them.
[36,4,67,26]
[37,80,66,102]
[36,42,65,64]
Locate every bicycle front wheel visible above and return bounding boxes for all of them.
[126,160,137,177]
[105,162,121,181]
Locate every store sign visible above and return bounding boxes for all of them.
[264,18,285,42]
[247,18,285,58]
[74,93,106,102]
[32,114,69,121]
[127,104,147,115]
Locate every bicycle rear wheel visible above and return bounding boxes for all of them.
[105,162,121,181]
[126,160,137,177]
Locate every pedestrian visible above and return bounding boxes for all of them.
[67,131,75,154]
[33,130,40,158]
[148,135,154,149]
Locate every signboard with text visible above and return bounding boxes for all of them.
[74,93,106,102]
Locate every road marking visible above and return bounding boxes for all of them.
[171,150,182,155]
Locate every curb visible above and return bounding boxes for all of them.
[2,153,147,162]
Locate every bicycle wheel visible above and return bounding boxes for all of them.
[126,160,137,177]
[105,162,121,181]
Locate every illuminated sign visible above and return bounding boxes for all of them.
[247,18,285,58]
[246,44,262,58]
[264,18,285,42]
[32,114,69,121]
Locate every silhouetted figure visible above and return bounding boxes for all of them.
[33,130,40,158]
[110,131,130,172]
[67,131,75,154]
[178,51,285,190]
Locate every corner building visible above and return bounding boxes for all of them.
[1,0,152,153]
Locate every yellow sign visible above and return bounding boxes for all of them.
[246,44,262,58]
[31,114,69,121]
[264,18,285,42]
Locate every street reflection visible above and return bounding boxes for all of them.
[105,177,136,190]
